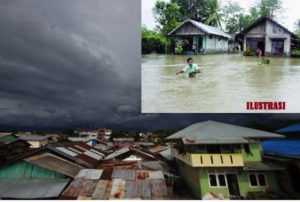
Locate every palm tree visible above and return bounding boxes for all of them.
[202,0,223,29]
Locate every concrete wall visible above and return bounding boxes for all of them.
[27,139,48,148]
[265,20,291,56]
[241,143,262,162]
[206,35,228,53]
[243,20,291,56]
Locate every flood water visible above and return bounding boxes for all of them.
[142,54,300,113]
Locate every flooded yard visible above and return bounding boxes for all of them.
[142,54,300,113]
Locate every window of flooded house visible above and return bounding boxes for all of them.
[248,172,267,187]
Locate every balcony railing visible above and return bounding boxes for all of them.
[172,148,244,167]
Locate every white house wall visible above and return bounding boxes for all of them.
[243,20,291,56]
[265,20,291,56]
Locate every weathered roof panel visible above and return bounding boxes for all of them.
[24,152,82,178]
[0,179,69,199]
[92,180,112,200]
[137,179,151,199]
[150,179,168,198]
[110,179,126,199]
[111,168,136,180]
[75,169,103,180]
[55,147,78,157]
[167,120,283,144]
[168,19,232,39]
[19,135,48,141]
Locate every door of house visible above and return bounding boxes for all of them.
[271,39,284,55]
[226,174,240,196]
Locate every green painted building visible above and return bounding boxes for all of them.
[167,121,284,199]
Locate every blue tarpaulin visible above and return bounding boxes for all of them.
[262,140,300,156]
[276,123,300,134]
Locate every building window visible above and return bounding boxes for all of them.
[248,173,267,187]
[209,174,218,187]
[218,174,226,186]
[244,144,251,153]
[209,173,227,187]
[209,35,213,39]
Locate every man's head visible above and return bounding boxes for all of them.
[187,58,193,65]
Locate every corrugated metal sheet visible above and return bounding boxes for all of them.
[55,147,77,157]
[137,180,151,199]
[110,179,126,199]
[0,179,69,199]
[62,179,101,199]
[92,180,112,200]
[19,135,48,141]
[78,180,98,198]
[149,170,164,179]
[84,150,102,160]
[0,160,65,179]
[243,162,285,171]
[167,120,283,144]
[112,169,135,180]
[150,179,168,198]
[104,147,130,160]
[24,152,82,178]
[123,180,138,198]
[168,19,232,38]
[135,170,150,180]
[62,169,168,199]
[76,169,103,179]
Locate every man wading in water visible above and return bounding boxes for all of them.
[176,58,201,78]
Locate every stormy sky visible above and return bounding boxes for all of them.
[0,0,300,131]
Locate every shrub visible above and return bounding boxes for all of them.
[174,43,183,54]
[261,58,270,64]
[292,49,300,56]
[142,26,168,54]
[243,48,256,56]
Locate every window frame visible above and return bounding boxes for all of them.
[248,172,268,188]
[208,170,229,188]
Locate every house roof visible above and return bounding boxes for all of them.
[48,142,106,168]
[239,17,295,36]
[0,133,17,143]
[19,135,48,141]
[0,179,69,199]
[275,123,300,134]
[24,152,83,178]
[104,146,157,161]
[166,120,284,144]
[168,19,232,39]
[243,161,284,171]
[61,168,168,199]
[262,140,300,157]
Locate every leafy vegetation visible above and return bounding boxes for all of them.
[142,26,168,54]
[292,49,300,57]
[174,43,183,54]
[243,48,256,56]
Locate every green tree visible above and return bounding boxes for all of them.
[153,1,181,35]
[295,19,300,38]
[171,0,205,22]
[141,26,168,54]
[201,0,223,28]
[256,0,282,19]
[222,1,244,32]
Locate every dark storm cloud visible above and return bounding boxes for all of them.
[0,0,141,129]
[0,0,299,131]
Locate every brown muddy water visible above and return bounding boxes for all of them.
[142,54,300,113]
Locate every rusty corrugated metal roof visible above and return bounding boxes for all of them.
[62,168,168,199]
